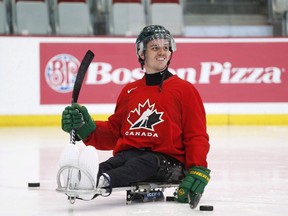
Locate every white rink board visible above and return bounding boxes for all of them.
[0,36,288,115]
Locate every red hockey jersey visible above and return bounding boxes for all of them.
[84,75,210,169]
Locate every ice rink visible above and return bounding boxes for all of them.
[0,125,287,216]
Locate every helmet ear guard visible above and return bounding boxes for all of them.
[138,52,145,70]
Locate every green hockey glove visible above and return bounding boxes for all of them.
[61,103,96,140]
[62,106,82,133]
[175,166,210,205]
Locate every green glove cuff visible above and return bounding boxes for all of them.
[188,166,211,185]
[73,104,96,140]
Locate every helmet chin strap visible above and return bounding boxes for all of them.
[140,58,145,70]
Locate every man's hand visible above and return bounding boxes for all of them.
[61,103,96,140]
[175,166,211,207]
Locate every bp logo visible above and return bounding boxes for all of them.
[127,99,164,131]
[45,54,80,93]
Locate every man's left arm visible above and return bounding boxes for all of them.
[175,85,211,207]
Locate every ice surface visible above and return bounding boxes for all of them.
[0,126,287,216]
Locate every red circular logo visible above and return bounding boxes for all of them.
[45,54,80,93]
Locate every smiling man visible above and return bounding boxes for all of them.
[60,25,211,206]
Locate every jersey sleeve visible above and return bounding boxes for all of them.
[83,87,129,150]
[181,84,210,169]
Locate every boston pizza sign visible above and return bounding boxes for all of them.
[40,39,287,104]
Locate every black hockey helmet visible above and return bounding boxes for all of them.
[136,25,176,68]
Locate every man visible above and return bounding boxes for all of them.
[61,25,211,204]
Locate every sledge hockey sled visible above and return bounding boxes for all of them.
[56,165,179,204]
[56,165,202,208]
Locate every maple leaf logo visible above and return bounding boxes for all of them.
[127,99,164,131]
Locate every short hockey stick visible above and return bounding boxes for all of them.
[70,50,95,144]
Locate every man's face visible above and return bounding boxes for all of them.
[140,39,172,74]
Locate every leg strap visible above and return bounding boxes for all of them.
[145,153,185,183]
